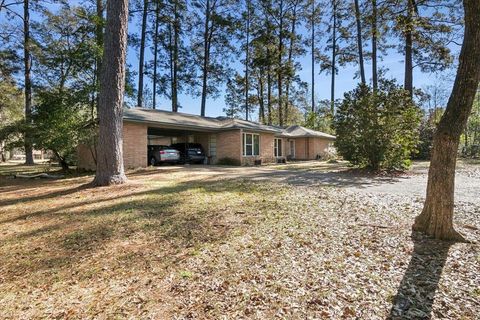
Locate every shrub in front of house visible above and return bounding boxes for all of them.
[217,157,241,166]
[333,80,421,171]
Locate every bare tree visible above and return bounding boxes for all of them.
[93,0,129,186]
[413,0,480,241]
[23,0,33,165]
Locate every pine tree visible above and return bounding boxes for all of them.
[93,0,129,186]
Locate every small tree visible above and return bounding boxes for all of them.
[32,90,90,171]
[334,80,421,170]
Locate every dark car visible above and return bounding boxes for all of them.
[148,145,181,166]
[170,143,206,164]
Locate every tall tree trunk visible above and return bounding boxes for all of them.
[172,0,179,112]
[90,0,103,167]
[257,72,265,124]
[277,0,285,126]
[95,0,104,109]
[371,0,378,90]
[137,0,148,107]
[285,0,299,125]
[200,0,211,117]
[311,0,316,112]
[23,0,33,165]
[168,22,174,108]
[245,0,251,121]
[152,1,160,109]
[330,0,337,115]
[93,0,129,186]
[413,0,480,241]
[267,65,273,125]
[354,0,365,84]
[404,0,414,97]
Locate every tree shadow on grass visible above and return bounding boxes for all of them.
[0,182,93,207]
[389,232,452,319]
[1,179,262,282]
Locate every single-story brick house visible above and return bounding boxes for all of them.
[77,108,335,170]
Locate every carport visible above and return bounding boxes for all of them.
[146,126,219,165]
[115,108,243,169]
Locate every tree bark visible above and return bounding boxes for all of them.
[285,0,300,125]
[354,0,365,84]
[330,0,337,115]
[257,72,265,124]
[267,64,273,125]
[371,0,378,90]
[152,0,160,110]
[404,0,414,97]
[277,0,285,126]
[413,0,480,241]
[200,0,211,117]
[311,0,316,113]
[93,0,129,186]
[95,0,104,110]
[172,0,179,112]
[244,0,251,121]
[23,0,34,165]
[137,0,149,108]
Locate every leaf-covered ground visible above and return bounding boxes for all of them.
[0,162,479,319]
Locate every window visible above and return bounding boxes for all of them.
[274,138,283,157]
[243,133,260,156]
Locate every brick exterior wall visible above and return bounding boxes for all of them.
[294,137,309,160]
[293,137,332,160]
[77,121,148,170]
[216,130,242,164]
[309,138,331,159]
[123,122,148,169]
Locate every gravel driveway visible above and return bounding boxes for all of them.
[156,160,479,205]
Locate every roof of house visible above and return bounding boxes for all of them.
[124,108,224,131]
[123,108,334,138]
[283,125,336,140]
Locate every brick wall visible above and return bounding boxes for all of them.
[216,130,242,164]
[77,122,148,170]
[294,137,309,160]
[309,138,331,159]
[293,137,331,160]
[123,122,148,169]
